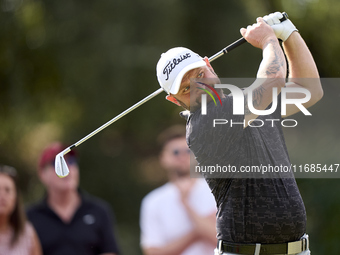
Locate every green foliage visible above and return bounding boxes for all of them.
[1,0,339,254]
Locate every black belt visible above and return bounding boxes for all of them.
[218,237,308,255]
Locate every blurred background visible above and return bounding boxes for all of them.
[1,0,339,254]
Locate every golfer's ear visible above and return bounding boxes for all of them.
[166,95,181,106]
[203,57,214,71]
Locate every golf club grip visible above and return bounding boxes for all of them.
[224,37,247,53]
[226,12,288,51]
[209,12,288,62]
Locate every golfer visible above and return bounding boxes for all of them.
[156,12,323,255]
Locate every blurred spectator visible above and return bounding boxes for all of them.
[0,164,42,255]
[27,142,120,255]
[140,125,217,255]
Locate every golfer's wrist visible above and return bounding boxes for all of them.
[282,30,300,45]
[261,35,279,49]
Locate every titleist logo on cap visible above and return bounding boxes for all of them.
[163,53,191,81]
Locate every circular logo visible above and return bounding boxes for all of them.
[83,214,96,225]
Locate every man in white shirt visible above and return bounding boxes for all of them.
[140,125,217,255]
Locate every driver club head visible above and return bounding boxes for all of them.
[55,150,70,178]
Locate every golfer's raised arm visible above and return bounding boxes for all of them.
[262,12,323,117]
[282,32,323,116]
[240,17,286,127]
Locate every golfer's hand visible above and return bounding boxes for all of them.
[240,18,277,49]
[263,12,298,41]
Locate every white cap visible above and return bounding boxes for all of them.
[156,47,206,94]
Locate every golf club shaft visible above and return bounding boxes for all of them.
[64,40,251,153]
[66,87,164,152]
[209,12,288,62]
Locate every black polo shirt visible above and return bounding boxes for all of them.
[186,94,306,243]
[27,191,120,255]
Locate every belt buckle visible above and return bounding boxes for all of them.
[287,234,309,254]
[287,240,303,254]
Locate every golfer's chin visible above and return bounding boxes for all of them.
[189,95,215,113]
[189,104,200,113]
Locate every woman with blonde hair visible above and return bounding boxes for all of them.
[0,165,41,255]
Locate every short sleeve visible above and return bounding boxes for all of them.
[140,196,166,248]
[191,179,217,216]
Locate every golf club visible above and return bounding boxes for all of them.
[55,12,288,178]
